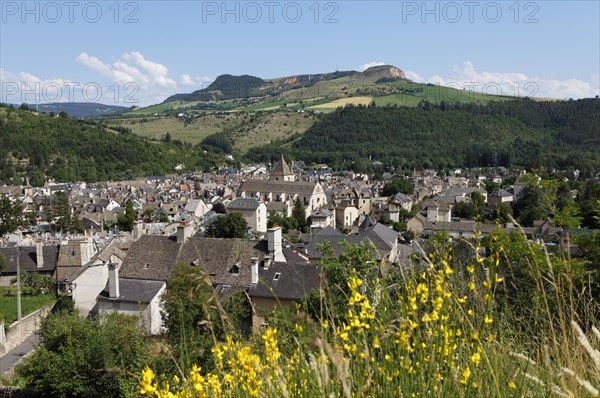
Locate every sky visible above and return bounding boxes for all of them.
[1,0,599,106]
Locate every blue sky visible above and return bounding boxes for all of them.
[1,0,599,105]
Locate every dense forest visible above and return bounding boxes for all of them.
[247,98,600,173]
[0,104,223,184]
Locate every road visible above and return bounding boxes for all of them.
[0,334,39,376]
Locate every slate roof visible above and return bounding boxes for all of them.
[239,180,320,195]
[177,238,268,286]
[97,278,165,303]
[266,201,288,212]
[0,245,58,274]
[118,235,182,280]
[306,223,397,260]
[249,262,320,301]
[228,197,261,211]
[119,235,269,284]
[57,241,84,267]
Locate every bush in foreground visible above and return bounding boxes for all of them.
[138,235,600,397]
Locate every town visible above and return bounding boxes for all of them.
[1,154,595,338]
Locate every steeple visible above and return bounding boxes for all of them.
[270,154,294,181]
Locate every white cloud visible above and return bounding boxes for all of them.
[76,52,112,77]
[180,74,212,87]
[2,52,213,106]
[0,68,74,103]
[358,61,385,72]
[406,61,599,99]
[404,70,425,83]
[74,51,214,105]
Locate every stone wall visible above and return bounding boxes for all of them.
[0,305,52,357]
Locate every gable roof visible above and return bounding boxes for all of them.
[118,235,269,284]
[239,180,321,195]
[227,197,261,211]
[97,278,165,304]
[249,262,320,301]
[0,245,58,274]
[118,235,182,280]
[306,223,397,260]
[177,238,268,286]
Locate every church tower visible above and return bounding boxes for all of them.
[270,154,295,181]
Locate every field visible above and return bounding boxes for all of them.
[227,112,316,152]
[109,112,316,152]
[307,96,373,112]
[108,115,241,145]
[0,291,56,324]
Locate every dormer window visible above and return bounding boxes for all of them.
[273,272,281,281]
[144,263,150,269]
[71,250,76,257]
[220,285,230,293]
[229,264,239,275]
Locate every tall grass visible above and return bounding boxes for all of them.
[139,235,599,397]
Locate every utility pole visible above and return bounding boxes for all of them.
[16,245,22,322]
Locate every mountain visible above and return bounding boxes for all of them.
[15,102,129,118]
[361,64,406,80]
[104,65,564,160]
[161,66,407,104]
[165,74,266,102]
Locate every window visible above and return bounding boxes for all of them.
[144,263,150,269]
[71,250,76,257]
[229,264,239,275]
[273,273,281,281]
[220,285,231,293]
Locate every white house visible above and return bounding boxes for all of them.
[185,199,211,220]
[94,265,166,335]
[227,198,268,233]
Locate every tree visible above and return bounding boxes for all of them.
[382,177,414,197]
[291,197,308,232]
[162,263,238,369]
[14,312,148,397]
[48,192,71,232]
[553,198,582,229]
[513,186,549,226]
[117,200,135,232]
[154,207,169,222]
[484,180,500,194]
[206,212,248,238]
[493,203,513,224]
[267,211,297,233]
[0,196,25,235]
[13,272,56,294]
[141,208,155,223]
[70,214,85,234]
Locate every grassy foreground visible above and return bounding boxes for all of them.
[0,291,56,324]
[138,237,600,398]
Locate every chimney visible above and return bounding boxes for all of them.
[133,221,144,241]
[177,221,193,244]
[250,257,259,284]
[263,255,272,271]
[108,264,120,299]
[267,227,285,262]
[35,240,44,267]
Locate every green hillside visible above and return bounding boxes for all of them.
[247,98,600,172]
[0,104,225,184]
